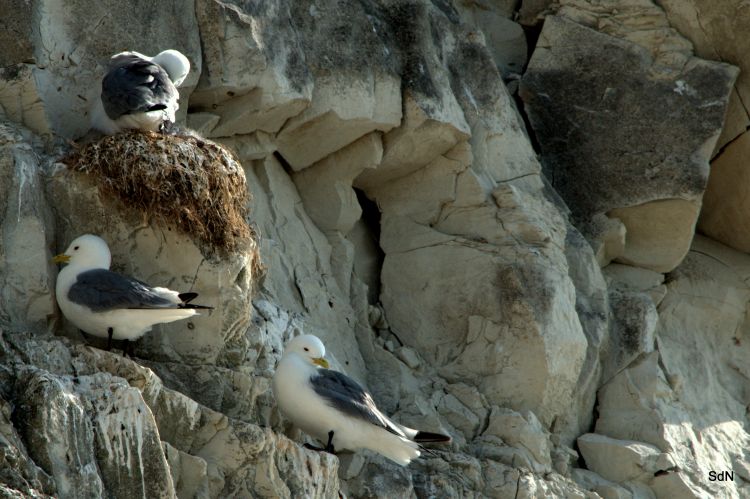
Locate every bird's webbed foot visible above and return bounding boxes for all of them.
[303,431,336,454]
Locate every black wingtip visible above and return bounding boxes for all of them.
[414,431,452,444]
[178,292,198,303]
[181,304,214,310]
[177,292,213,310]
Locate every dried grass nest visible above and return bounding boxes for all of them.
[63,130,258,261]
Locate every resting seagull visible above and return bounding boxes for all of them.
[273,334,451,466]
[91,49,190,134]
[53,234,211,351]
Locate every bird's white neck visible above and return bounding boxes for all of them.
[66,261,108,273]
[279,352,319,378]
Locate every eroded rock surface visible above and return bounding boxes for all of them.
[521,14,736,273]
[1,333,340,498]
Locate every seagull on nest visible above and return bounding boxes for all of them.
[53,234,211,351]
[90,49,190,135]
[272,334,451,466]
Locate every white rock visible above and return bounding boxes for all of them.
[74,344,341,498]
[14,367,106,498]
[395,346,420,369]
[275,0,404,169]
[217,132,276,162]
[246,154,367,379]
[585,214,627,268]
[609,199,701,273]
[454,6,527,76]
[556,0,693,74]
[650,472,703,499]
[367,141,471,225]
[163,442,210,499]
[292,133,382,233]
[355,94,470,192]
[276,74,400,170]
[379,177,587,430]
[0,122,56,332]
[657,0,750,151]
[698,131,750,252]
[0,65,51,137]
[192,1,311,138]
[603,264,664,293]
[437,393,480,438]
[577,433,668,483]
[522,14,735,274]
[604,289,658,382]
[595,353,675,449]
[78,373,176,498]
[572,469,634,499]
[185,112,220,137]
[4,0,749,497]
[483,407,552,473]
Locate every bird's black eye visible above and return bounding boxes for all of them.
[74,246,79,250]
[303,347,309,352]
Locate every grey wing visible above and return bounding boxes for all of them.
[68,269,177,312]
[311,369,406,438]
[101,54,177,120]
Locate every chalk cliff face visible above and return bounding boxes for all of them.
[0,0,748,497]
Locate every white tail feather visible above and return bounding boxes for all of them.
[364,430,421,466]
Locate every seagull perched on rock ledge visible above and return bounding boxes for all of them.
[91,49,190,135]
[54,234,211,351]
[273,334,451,466]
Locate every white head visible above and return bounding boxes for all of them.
[152,49,190,87]
[108,50,149,63]
[283,334,330,368]
[53,234,112,269]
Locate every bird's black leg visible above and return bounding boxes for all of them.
[303,431,336,454]
[106,327,113,351]
[123,340,133,358]
[325,430,335,453]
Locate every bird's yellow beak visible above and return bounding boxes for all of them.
[312,357,329,369]
[52,253,70,264]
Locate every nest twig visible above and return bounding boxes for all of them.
[63,131,258,267]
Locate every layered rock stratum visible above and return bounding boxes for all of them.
[1,0,749,497]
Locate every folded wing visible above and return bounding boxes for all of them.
[311,368,407,438]
[68,268,184,312]
[101,54,178,120]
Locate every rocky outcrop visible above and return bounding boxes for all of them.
[0,122,56,333]
[656,0,750,282]
[657,0,750,151]
[699,131,750,252]
[521,14,736,273]
[1,333,340,498]
[1,0,749,498]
